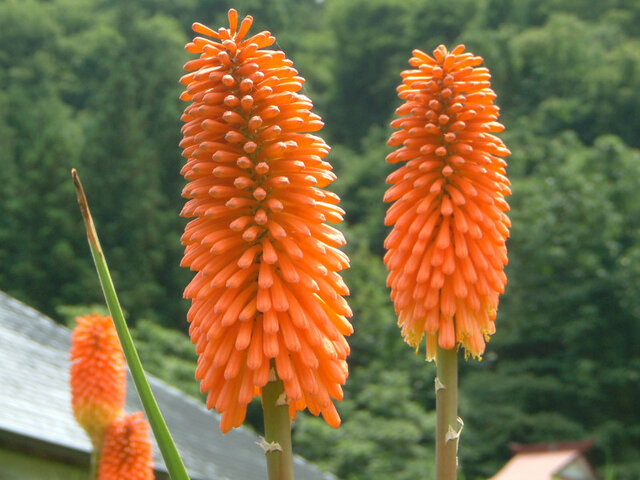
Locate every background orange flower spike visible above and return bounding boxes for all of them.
[70,314,126,446]
[384,45,511,361]
[180,9,352,432]
[97,412,155,480]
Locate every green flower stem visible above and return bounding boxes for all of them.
[435,346,459,480]
[262,371,294,480]
[88,447,99,480]
[72,169,190,480]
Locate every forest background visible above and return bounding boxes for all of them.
[1,0,640,478]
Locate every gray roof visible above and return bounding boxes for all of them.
[0,291,337,480]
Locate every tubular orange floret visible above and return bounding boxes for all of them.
[180,9,352,432]
[384,45,510,361]
[97,412,154,480]
[70,314,126,447]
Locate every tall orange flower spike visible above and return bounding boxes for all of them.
[70,314,126,447]
[384,45,510,361]
[97,412,154,480]
[179,9,352,433]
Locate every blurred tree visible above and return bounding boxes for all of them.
[461,134,640,479]
[330,128,393,254]
[324,0,415,147]
[589,39,640,148]
[324,0,479,148]
[0,1,97,312]
[79,10,189,327]
[508,15,606,114]
[0,94,96,312]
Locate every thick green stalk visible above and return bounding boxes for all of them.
[435,346,459,480]
[72,169,190,480]
[262,373,294,480]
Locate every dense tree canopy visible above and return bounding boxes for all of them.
[1,0,639,478]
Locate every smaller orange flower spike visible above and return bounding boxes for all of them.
[384,45,511,360]
[70,314,126,447]
[97,412,155,480]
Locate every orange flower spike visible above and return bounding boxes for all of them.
[70,314,126,447]
[384,45,510,361]
[97,413,154,480]
[180,9,352,432]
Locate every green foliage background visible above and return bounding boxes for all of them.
[1,0,640,478]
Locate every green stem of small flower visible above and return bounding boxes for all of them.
[88,447,99,480]
[262,371,294,480]
[436,345,459,480]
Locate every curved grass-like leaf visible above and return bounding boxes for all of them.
[72,169,191,480]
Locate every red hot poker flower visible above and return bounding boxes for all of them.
[97,412,154,480]
[384,45,510,360]
[179,9,352,433]
[70,314,126,447]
